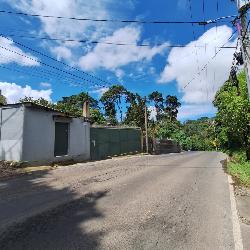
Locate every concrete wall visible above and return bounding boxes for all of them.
[22,107,90,164]
[90,127,142,160]
[0,106,24,161]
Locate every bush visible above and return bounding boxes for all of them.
[228,151,250,187]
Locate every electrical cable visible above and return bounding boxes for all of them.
[183,29,238,89]
[0,44,110,88]
[0,36,114,86]
[0,9,236,25]
[0,53,96,87]
[0,33,236,49]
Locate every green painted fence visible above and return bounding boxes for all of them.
[90,127,142,160]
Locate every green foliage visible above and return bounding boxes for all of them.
[213,71,250,160]
[151,116,216,151]
[124,92,147,129]
[154,120,181,139]
[165,95,181,121]
[57,92,98,116]
[228,162,250,186]
[0,94,7,105]
[89,108,106,125]
[100,85,127,125]
[19,97,54,108]
[228,151,250,186]
[148,91,164,120]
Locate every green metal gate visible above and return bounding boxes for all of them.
[90,127,142,160]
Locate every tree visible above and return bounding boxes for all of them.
[0,92,7,105]
[154,119,181,139]
[213,71,250,160]
[56,92,98,116]
[19,97,54,108]
[89,108,106,125]
[124,92,147,130]
[165,95,181,121]
[148,91,164,121]
[100,85,127,125]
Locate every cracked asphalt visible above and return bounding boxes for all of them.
[0,152,237,249]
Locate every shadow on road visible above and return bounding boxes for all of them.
[0,170,109,250]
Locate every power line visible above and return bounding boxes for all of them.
[0,33,236,49]
[0,53,96,87]
[0,44,109,88]
[183,29,238,89]
[0,63,82,87]
[0,9,236,25]
[0,35,114,86]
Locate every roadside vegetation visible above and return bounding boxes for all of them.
[213,71,250,186]
[227,151,250,187]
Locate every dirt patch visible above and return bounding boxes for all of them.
[0,161,24,180]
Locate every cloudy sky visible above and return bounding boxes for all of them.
[0,0,244,120]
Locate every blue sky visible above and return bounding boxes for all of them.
[0,0,242,120]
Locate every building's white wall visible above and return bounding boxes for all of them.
[22,108,55,162]
[68,118,90,161]
[22,107,90,164]
[0,107,24,161]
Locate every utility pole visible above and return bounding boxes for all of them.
[235,0,250,97]
[144,96,149,154]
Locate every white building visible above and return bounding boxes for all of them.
[0,102,90,164]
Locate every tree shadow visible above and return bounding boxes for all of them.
[0,170,109,250]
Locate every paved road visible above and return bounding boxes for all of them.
[0,152,238,249]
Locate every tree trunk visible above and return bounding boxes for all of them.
[246,145,250,161]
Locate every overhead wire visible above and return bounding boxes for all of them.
[0,34,115,85]
[183,29,238,89]
[0,36,114,86]
[0,41,111,88]
[0,53,93,87]
[0,63,82,87]
[0,33,236,49]
[0,9,236,25]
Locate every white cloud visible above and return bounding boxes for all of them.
[40,82,51,88]
[90,87,109,97]
[0,37,39,66]
[115,69,125,79]
[239,0,250,7]
[0,82,52,103]
[148,106,157,121]
[5,0,135,60]
[177,104,216,120]
[159,25,236,119]
[51,46,72,61]
[79,26,169,71]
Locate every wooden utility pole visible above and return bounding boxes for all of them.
[235,0,250,97]
[144,96,149,154]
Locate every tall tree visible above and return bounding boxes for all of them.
[100,85,127,125]
[124,92,147,130]
[165,95,181,121]
[57,92,98,116]
[148,91,164,121]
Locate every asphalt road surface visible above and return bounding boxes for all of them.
[0,152,240,249]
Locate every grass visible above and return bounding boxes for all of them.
[228,151,250,187]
